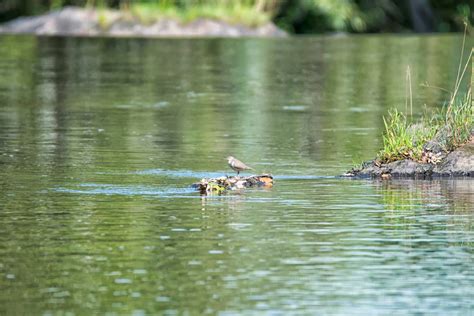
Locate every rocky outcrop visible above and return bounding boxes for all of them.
[345,140,474,179]
[432,142,474,176]
[192,174,273,195]
[0,6,287,37]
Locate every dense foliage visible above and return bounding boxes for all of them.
[0,0,472,33]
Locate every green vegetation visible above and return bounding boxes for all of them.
[127,1,272,27]
[378,108,436,162]
[0,0,472,33]
[444,92,473,150]
[378,93,472,163]
[378,40,473,163]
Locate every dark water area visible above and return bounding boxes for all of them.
[0,35,473,315]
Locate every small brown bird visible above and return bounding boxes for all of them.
[226,156,253,176]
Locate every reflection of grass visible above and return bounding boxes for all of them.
[126,1,274,27]
[377,26,472,163]
[377,180,474,247]
[379,181,424,212]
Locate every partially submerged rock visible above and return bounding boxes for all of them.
[345,139,474,179]
[0,6,287,37]
[192,174,273,195]
[432,141,474,176]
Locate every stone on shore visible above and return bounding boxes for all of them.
[433,142,474,176]
[0,6,287,38]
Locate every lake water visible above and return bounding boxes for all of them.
[0,34,473,315]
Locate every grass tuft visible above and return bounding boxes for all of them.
[377,92,472,163]
[443,90,473,151]
[378,109,437,162]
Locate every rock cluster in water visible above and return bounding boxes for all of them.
[0,6,286,37]
[345,138,474,179]
[192,174,273,195]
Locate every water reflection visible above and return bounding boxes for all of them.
[0,35,473,314]
[0,35,470,178]
[376,179,474,211]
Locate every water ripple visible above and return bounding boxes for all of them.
[53,184,195,197]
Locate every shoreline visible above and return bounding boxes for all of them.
[0,6,287,38]
[344,135,474,179]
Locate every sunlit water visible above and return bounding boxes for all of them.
[0,35,473,315]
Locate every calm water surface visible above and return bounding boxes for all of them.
[0,35,473,315]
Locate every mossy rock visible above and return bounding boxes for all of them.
[192,174,273,195]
